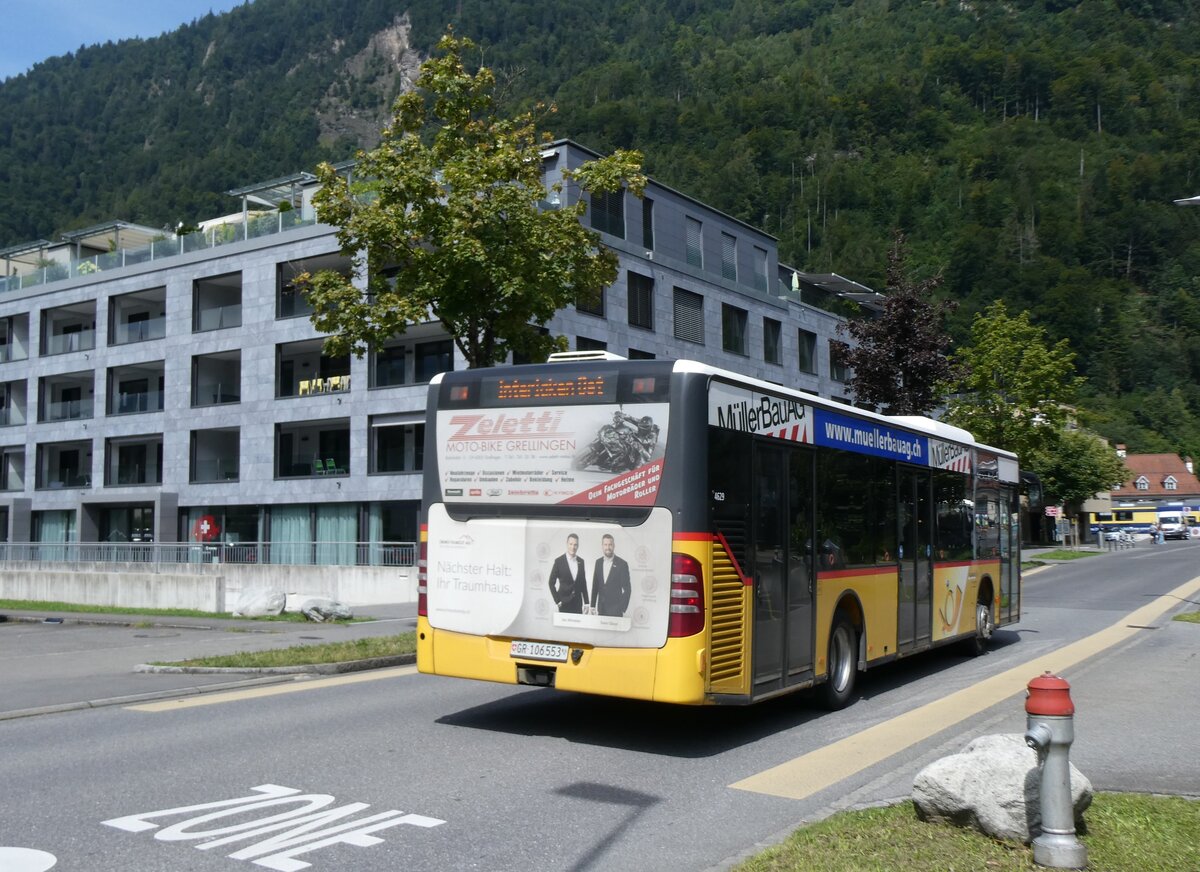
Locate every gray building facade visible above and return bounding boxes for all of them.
[0,141,872,555]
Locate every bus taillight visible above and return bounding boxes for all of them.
[417,537,428,617]
[669,552,705,637]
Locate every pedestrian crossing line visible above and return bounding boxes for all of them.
[730,573,1200,801]
[126,665,419,712]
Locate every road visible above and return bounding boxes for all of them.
[1,542,1198,871]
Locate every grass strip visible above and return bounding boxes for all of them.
[1175,611,1200,624]
[155,632,417,668]
[1029,549,1101,561]
[733,794,1200,871]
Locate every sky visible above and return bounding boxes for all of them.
[1,0,247,81]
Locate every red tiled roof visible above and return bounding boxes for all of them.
[1111,453,1200,499]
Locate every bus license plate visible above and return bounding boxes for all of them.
[510,640,568,662]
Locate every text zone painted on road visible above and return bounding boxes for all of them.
[102,784,444,871]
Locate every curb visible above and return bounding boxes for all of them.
[0,612,280,633]
[135,653,417,675]
[0,674,297,722]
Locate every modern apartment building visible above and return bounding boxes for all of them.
[0,140,876,556]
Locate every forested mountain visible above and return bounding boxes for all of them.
[2,0,1199,457]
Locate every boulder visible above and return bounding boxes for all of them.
[231,588,286,618]
[912,733,1092,843]
[299,597,353,622]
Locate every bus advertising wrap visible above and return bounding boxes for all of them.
[436,403,669,506]
[708,382,812,442]
[814,408,929,464]
[425,504,673,648]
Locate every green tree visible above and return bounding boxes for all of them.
[838,232,958,415]
[1025,428,1128,508]
[297,31,646,368]
[942,300,1084,460]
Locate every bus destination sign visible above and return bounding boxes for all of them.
[482,374,616,405]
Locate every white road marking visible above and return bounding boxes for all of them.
[0,847,57,871]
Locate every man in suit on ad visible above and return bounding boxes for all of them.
[591,533,631,617]
[547,533,589,613]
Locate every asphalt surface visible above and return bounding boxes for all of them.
[2,543,1198,809]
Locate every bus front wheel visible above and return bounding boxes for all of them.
[822,610,857,710]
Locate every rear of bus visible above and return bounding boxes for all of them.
[416,358,709,704]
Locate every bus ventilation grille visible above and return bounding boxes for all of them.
[709,537,746,688]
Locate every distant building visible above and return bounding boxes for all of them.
[0,141,879,556]
[1109,448,1200,505]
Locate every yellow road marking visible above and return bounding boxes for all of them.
[731,574,1200,800]
[127,665,419,712]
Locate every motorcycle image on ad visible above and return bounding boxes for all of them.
[574,412,661,474]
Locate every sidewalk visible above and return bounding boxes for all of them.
[0,602,418,719]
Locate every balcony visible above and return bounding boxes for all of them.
[0,211,317,295]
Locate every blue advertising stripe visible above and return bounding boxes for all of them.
[813,408,929,464]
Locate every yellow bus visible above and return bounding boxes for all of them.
[416,355,1021,707]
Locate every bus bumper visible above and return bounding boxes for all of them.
[417,617,708,705]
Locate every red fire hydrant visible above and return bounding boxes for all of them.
[1024,672,1087,869]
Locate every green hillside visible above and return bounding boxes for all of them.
[2,0,1198,456]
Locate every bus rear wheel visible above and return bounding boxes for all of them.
[964,600,994,657]
[822,610,857,710]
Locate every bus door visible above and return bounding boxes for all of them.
[750,444,814,692]
[999,484,1019,623]
[898,468,932,653]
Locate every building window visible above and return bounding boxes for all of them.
[830,341,850,383]
[190,428,239,483]
[1134,476,1149,491]
[721,233,737,282]
[763,317,781,365]
[104,435,164,486]
[589,189,625,239]
[752,246,769,292]
[576,336,607,352]
[627,272,654,330]
[109,287,166,345]
[370,417,424,473]
[673,288,705,344]
[278,254,351,319]
[372,343,407,388]
[642,198,654,250]
[575,286,605,317]
[40,302,96,356]
[414,339,453,383]
[190,353,238,407]
[686,217,703,268]
[194,272,242,332]
[1,446,25,491]
[798,329,817,374]
[722,304,747,356]
[1164,476,1177,491]
[628,348,655,360]
[110,362,166,414]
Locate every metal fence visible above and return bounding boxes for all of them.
[0,541,416,569]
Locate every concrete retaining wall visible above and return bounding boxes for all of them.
[0,563,415,613]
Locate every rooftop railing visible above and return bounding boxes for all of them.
[0,210,317,294]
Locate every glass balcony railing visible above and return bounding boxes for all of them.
[0,210,317,294]
[113,392,162,415]
[44,399,93,421]
[44,331,95,355]
[195,304,242,331]
[111,318,166,344]
[192,458,239,483]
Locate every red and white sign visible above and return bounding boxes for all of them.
[436,403,669,507]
